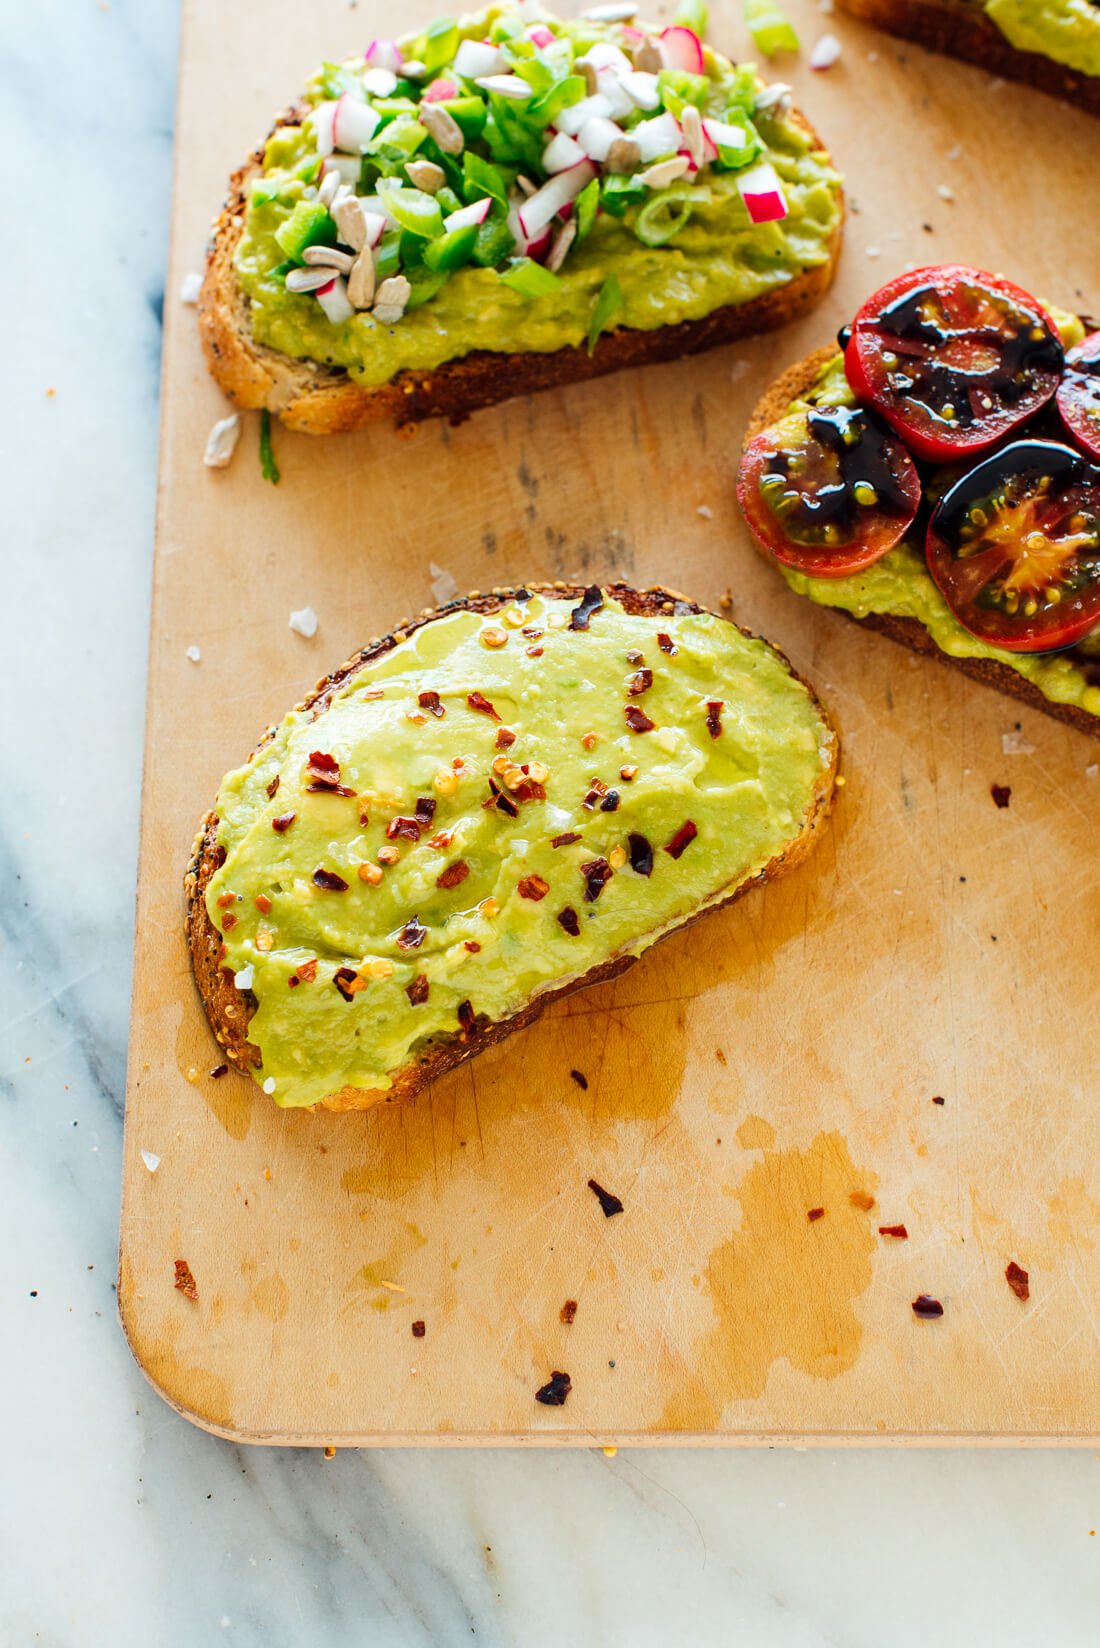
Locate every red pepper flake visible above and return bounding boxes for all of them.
[558,906,581,936]
[626,649,645,666]
[464,940,481,953]
[657,632,677,655]
[527,647,544,658]
[518,874,550,901]
[312,867,349,892]
[535,1370,572,1406]
[570,1070,588,1090]
[552,831,581,848]
[266,774,280,799]
[255,893,272,914]
[495,727,517,749]
[879,1224,909,1240]
[624,705,655,734]
[587,1179,624,1218]
[436,859,470,890]
[305,751,356,797]
[932,1095,946,1106]
[216,892,237,908]
[418,691,444,718]
[333,967,361,1001]
[415,796,437,826]
[396,915,427,950]
[427,831,453,851]
[272,811,296,833]
[807,1207,825,1222]
[411,1320,426,1338]
[560,1300,578,1325]
[297,959,318,983]
[387,816,422,842]
[991,784,1012,810]
[665,820,698,860]
[457,999,476,1035]
[912,1294,944,1319]
[580,857,612,902]
[210,1064,228,1080]
[288,976,300,988]
[599,791,620,814]
[1005,1260,1030,1301]
[173,1260,198,1301]
[221,912,238,930]
[569,585,604,631]
[848,1190,876,1212]
[406,974,430,1006]
[627,668,653,696]
[705,700,724,739]
[467,691,500,721]
[627,833,653,876]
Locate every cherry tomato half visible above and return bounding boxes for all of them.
[926,439,1100,653]
[738,403,921,577]
[1057,331,1100,463]
[844,265,1064,464]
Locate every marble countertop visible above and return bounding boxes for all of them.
[3,2,1099,1643]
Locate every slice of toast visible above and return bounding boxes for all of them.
[185,583,837,1112]
[743,349,1100,742]
[836,0,1100,117]
[200,108,842,436]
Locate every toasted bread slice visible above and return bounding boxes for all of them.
[200,107,842,437]
[744,351,1100,742]
[185,583,837,1112]
[836,0,1100,117]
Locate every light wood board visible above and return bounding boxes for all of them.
[119,0,1100,1445]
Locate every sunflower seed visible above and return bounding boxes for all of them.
[605,137,641,174]
[302,245,355,272]
[420,102,465,154]
[639,155,690,189]
[546,218,577,273]
[332,194,370,251]
[680,104,705,169]
[203,413,241,469]
[285,265,342,292]
[373,274,411,324]
[583,3,638,19]
[406,159,446,193]
[318,168,341,207]
[348,245,376,309]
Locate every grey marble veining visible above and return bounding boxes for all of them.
[3,3,1100,1644]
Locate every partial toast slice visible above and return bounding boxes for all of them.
[186,583,837,1112]
[744,351,1100,742]
[836,0,1100,117]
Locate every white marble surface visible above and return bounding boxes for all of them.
[3,2,1100,1644]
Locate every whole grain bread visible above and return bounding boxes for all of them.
[743,350,1100,742]
[836,0,1100,116]
[199,108,842,435]
[185,582,838,1112]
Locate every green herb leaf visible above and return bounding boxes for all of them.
[259,410,280,486]
[588,273,624,355]
[575,178,600,242]
[500,257,563,298]
[743,0,800,55]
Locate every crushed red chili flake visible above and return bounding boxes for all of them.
[495,727,517,749]
[312,867,349,892]
[305,751,356,797]
[333,967,360,1002]
[570,585,604,631]
[415,796,437,826]
[396,915,427,950]
[297,960,318,983]
[210,1064,228,1080]
[665,820,698,859]
[627,833,653,876]
[288,976,300,989]
[626,649,645,666]
[705,700,724,738]
[912,1294,944,1319]
[255,893,272,914]
[436,860,470,890]
[587,1179,624,1218]
[418,691,444,718]
[558,907,581,936]
[626,668,654,696]
[511,777,547,805]
[807,1207,825,1223]
[560,1300,578,1325]
[932,1095,946,1105]
[657,632,677,655]
[173,1260,198,1301]
[991,784,1012,809]
[527,647,544,658]
[387,816,422,842]
[467,691,500,721]
[221,913,238,930]
[216,892,237,908]
[581,857,613,902]
[600,792,620,814]
[1005,1261,1030,1301]
[849,1191,876,1212]
[624,705,656,734]
[266,774,280,799]
[570,1070,588,1090]
[552,831,581,848]
[427,831,453,851]
[483,779,520,818]
[457,999,476,1034]
[412,1320,426,1338]
[464,940,481,953]
[406,974,430,1006]
[879,1224,909,1239]
[535,1370,572,1406]
[518,874,550,901]
[272,812,296,833]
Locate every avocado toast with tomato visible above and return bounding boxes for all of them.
[738,264,1100,738]
[200,3,843,434]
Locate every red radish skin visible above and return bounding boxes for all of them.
[660,25,705,73]
[423,79,458,103]
[365,39,403,73]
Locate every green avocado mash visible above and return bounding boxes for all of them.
[207,593,834,1108]
[774,313,1100,720]
[981,0,1100,78]
[235,6,842,389]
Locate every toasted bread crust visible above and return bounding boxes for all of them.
[743,353,1100,742]
[185,583,838,1112]
[837,0,1100,115]
[199,109,842,434]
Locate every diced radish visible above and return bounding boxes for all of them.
[632,110,681,162]
[659,25,705,74]
[423,78,458,103]
[542,130,587,173]
[454,38,505,80]
[623,24,646,45]
[703,117,748,153]
[517,161,597,239]
[505,200,551,259]
[365,39,403,73]
[577,115,625,163]
[596,68,635,122]
[555,92,613,137]
[311,101,338,158]
[580,43,633,75]
[321,154,361,185]
[360,207,389,247]
[737,162,788,224]
[333,93,381,153]
[315,275,355,324]
[444,197,492,232]
[477,73,534,99]
[620,70,660,110]
[363,67,398,98]
[526,24,555,47]
[677,146,700,176]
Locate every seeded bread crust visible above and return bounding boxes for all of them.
[198,108,843,435]
[836,0,1100,116]
[185,582,838,1113]
[743,351,1100,742]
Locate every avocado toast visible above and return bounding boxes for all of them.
[186,584,837,1112]
[199,4,843,434]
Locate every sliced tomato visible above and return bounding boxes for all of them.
[926,440,1100,652]
[737,404,920,577]
[1057,331,1100,462]
[845,265,1064,464]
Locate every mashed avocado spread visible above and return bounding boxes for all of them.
[981,0,1100,78]
[207,593,833,1108]
[235,7,842,389]
[777,311,1100,720]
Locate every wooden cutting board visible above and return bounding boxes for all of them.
[119,0,1100,1445]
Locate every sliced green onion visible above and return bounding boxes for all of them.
[422,17,460,77]
[600,174,648,219]
[500,258,563,298]
[528,73,586,129]
[575,177,600,242]
[374,235,402,283]
[423,223,479,271]
[674,0,709,32]
[438,96,489,143]
[656,68,709,118]
[472,214,518,267]
[376,184,444,238]
[743,0,800,55]
[259,410,280,485]
[462,150,510,208]
[368,114,426,158]
[405,268,450,309]
[726,63,761,114]
[710,111,763,171]
[635,191,695,247]
[588,273,624,354]
[273,199,337,264]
